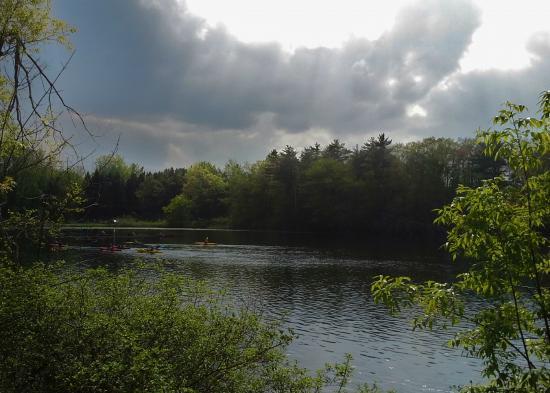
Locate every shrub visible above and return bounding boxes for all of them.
[0,262,383,393]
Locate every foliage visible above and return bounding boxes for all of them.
[163,162,227,227]
[0,0,85,259]
[82,158,184,221]
[135,168,185,219]
[0,0,77,180]
[163,194,193,227]
[0,262,387,393]
[0,0,72,49]
[372,92,550,392]
[71,133,503,232]
[301,158,355,229]
[93,155,136,182]
[1,180,83,262]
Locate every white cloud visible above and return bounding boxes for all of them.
[55,0,550,170]
[184,0,411,50]
[459,0,550,71]
[406,104,427,117]
[186,0,550,72]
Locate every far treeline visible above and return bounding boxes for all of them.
[8,135,503,234]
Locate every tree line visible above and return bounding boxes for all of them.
[89,134,503,234]
[4,133,504,235]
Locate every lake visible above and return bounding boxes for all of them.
[57,227,483,392]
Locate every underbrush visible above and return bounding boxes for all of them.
[0,262,388,393]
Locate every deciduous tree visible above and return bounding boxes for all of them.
[372,92,550,392]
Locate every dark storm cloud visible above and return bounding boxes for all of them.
[54,0,479,128]
[51,0,549,168]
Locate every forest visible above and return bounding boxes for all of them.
[7,134,502,234]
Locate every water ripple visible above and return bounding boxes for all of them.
[60,237,483,393]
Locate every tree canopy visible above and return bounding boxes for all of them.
[372,92,550,392]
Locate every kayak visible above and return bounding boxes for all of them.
[194,242,217,246]
[100,245,122,252]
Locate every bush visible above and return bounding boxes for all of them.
[163,194,194,227]
[0,262,384,393]
[372,93,550,392]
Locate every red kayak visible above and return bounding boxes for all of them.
[100,245,122,252]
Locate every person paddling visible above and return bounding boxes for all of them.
[194,237,215,246]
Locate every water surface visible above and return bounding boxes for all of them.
[58,228,483,392]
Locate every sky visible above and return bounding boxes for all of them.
[49,0,550,170]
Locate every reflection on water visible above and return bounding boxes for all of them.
[57,228,483,393]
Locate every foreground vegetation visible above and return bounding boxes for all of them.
[1,262,390,393]
[373,95,550,392]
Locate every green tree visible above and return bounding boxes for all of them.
[323,139,351,162]
[135,168,185,219]
[300,143,322,168]
[301,158,355,230]
[84,155,139,219]
[0,0,83,259]
[93,155,134,181]
[224,160,258,228]
[355,134,405,231]
[225,160,277,229]
[361,133,393,180]
[398,137,462,230]
[273,146,300,229]
[372,92,550,392]
[0,0,76,182]
[164,162,227,226]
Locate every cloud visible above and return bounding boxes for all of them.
[52,0,549,168]
[82,114,290,170]
[412,31,550,137]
